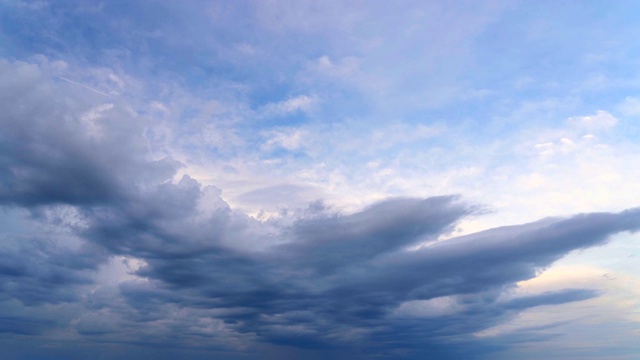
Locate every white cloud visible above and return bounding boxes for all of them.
[568,110,618,130]
[80,103,114,140]
[316,55,362,78]
[260,95,318,118]
[534,141,555,157]
[618,96,640,116]
[262,128,307,151]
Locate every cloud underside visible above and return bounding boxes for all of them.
[1,61,640,359]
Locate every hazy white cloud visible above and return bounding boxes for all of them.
[568,110,618,130]
[262,128,307,151]
[260,95,318,118]
[618,96,640,116]
[316,55,362,78]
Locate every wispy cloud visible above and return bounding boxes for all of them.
[56,76,112,97]
[260,95,319,118]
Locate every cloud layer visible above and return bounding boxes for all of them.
[1,59,639,359]
[3,1,640,358]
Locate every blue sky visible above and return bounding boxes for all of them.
[1,1,640,359]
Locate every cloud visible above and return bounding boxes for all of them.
[501,288,599,310]
[261,128,307,151]
[100,201,640,358]
[618,96,640,116]
[1,59,639,359]
[393,296,465,318]
[0,60,180,208]
[315,55,362,79]
[567,110,618,131]
[260,95,318,118]
[235,184,320,212]
[0,233,106,306]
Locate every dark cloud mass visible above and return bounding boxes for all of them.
[1,59,640,359]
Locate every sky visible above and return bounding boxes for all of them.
[1,0,640,359]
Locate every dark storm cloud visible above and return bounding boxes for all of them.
[280,196,472,273]
[503,288,600,310]
[109,200,640,355]
[2,59,640,359]
[0,233,107,306]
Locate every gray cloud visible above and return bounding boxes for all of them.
[1,59,639,359]
[0,60,180,208]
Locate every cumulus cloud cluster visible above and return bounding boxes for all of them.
[2,60,640,359]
